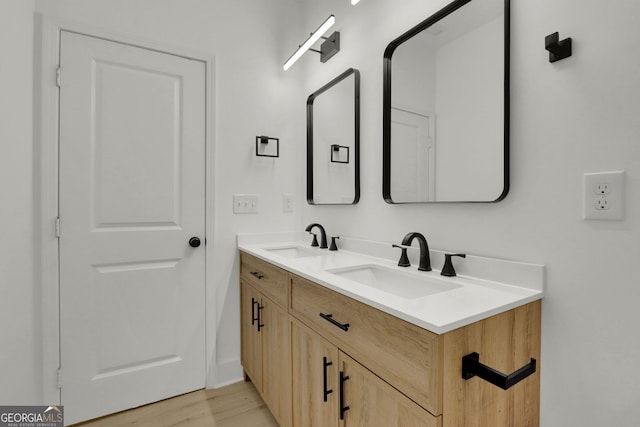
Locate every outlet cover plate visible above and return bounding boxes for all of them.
[583,171,624,220]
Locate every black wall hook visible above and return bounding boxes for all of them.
[545,32,572,63]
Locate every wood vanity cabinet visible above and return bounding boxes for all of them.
[240,252,541,427]
[240,253,291,427]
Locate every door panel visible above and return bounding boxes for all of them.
[390,108,435,202]
[291,320,338,427]
[339,352,441,427]
[240,281,263,389]
[261,299,292,427]
[91,60,183,229]
[59,30,206,424]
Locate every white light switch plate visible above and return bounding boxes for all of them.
[583,171,624,220]
[283,194,295,212]
[233,194,258,214]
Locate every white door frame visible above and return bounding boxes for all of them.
[34,15,217,405]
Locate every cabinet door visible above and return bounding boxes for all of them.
[339,352,441,427]
[240,281,262,389]
[291,320,339,427]
[261,297,292,427]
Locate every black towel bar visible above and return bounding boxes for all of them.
[462,352,536,390]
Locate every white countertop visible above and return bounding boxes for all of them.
[238,232,544,335]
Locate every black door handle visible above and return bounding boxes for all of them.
[189,237,201,248]
[323,357,333,402]
[339,371,350,420]
[251,298,258,325]
[257,303,264,332]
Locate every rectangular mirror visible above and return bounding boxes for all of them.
[383,0,509,203]
[307,68,360,205]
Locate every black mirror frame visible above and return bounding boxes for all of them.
[382,0,510,204]
[307,68,361,205]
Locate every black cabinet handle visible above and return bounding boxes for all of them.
[339,371,350,420]
[257,303,264,332]
[250,271,264,279]
[251,298,258,325]
[319,313,350,332]
[323,357,333,402]
[462,352,537,390]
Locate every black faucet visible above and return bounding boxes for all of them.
[400,232,432,271]
[305,223,328,249]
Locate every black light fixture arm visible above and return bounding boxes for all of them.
[462,352,536,390]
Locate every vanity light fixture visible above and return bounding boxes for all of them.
[351,0,361,4]
[283,15,340,71]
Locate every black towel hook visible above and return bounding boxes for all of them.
[545,32,572,63]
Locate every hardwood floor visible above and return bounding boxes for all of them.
[73,381,279,427]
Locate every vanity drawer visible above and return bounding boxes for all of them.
[240,252,288,308]
[289,274,443,416]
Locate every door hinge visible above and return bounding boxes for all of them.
[56,66,61,87]
[55,217,60,238]
[57,368,63,389]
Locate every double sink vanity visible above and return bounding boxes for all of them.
[238,230,543,427]
[247,0,530,423]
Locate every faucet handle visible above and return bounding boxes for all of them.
[441,253,466,277]
[309,233,319,247]
[329,236,340,251]
[392,244,411,267]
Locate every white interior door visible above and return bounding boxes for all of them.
[58,31,206,424]
[391,108,435,201]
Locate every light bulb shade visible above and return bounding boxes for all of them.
[283,15,336,70]
[351,0,361,4]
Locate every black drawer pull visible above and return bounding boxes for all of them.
[339,371,350,420]
[323,357,333,402]
[250,271,264,279]
[319,313,349,331]
[462,352,537,390]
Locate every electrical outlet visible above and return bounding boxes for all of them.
[583,171,624,220]
[593,198,610,210]
[283,194,295,212]
[233,194,258,214]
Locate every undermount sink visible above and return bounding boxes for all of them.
[264,245,324,259]
[326,264,462,299]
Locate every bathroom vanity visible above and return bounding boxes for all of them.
[239,235,542,427]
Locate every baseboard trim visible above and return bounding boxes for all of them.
[211,360,243,389]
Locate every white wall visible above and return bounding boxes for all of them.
[299,0,640,425]
[0,0,39,405]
